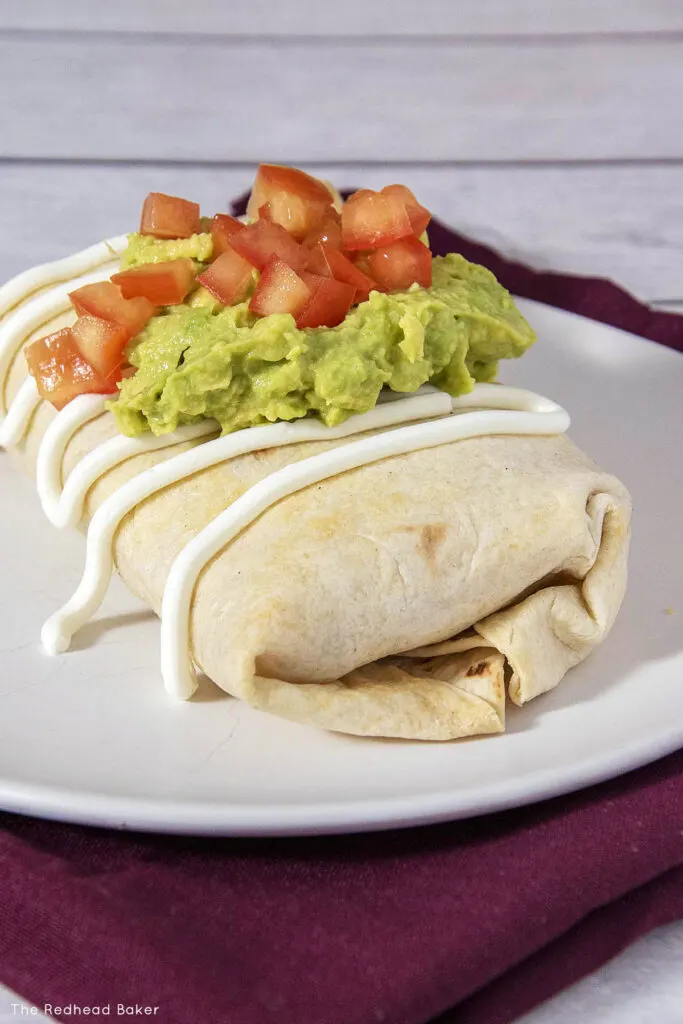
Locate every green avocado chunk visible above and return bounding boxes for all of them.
[120,232,214,268]
[110,252,535,437]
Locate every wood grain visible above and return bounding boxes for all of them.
[1,37,682,162]
[2,0,682,36]
[1,163,680,301]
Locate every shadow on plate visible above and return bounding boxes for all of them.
[69,609,157,651]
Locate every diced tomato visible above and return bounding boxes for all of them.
[366,236,432,291]
[248,257,311,318]
[299,270,327,291]
[302,211,343,251]
[295,277,356,329]
[304,245,333,278]
[231,220,308,274]
[140,192,201,239]
[246,165,334,221]
[211,213,245,256]
[69,281,155,339]
[197,248,254,306]
[257,193,331,241]
[111,259,196,306]
[341,189,413,250]
[381,185,431,236]
[351,253,374,277]
[307,243,378,302]
[25,328,120,410]
[71,316,130,379]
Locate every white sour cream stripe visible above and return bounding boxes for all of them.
[38,413,218,530]
[35,394,109,514]
[0,376,40,448]
[0,236,128,322]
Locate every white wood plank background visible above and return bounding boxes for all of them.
[2,0,683,36]
[1,36,682,162]
[0,2,682,1022]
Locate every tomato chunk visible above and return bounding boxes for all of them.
[257,193,331,242]
[69,281,155,339]
[307,243,378,302]
[25,328,119,410]
[71,316,130,379]
[249,257,311,318]
[381,185,431,236]
[231,220,308,273]
[341,189,413,250]
[295,277,355,329]
[247,164,334,221]
[367,236,432,291]
[140,192,200,239]
[197,248,254,306]
[211,213,245,256]
[302,211,343,251]
[111,259,196,306]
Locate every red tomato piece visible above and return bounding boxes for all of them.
[307,243,378,302]
[380,185,431,236]
[351,253,374,277]
[367,237,432,291]
[197,248,254,306]
[302,212,343,251]
[211,213,245,256]
[257,193,331,242]
[299,270,327,291]
[249,257,311,318]
[304,245,334,278]
[25,328,119,410]
[111,259,196,306]
[246,165,334,221]
[69,281,155,339]
[140,192,201,239]
[341,189,413,250]
[71,316,130,379]
[296,277,356,329]
[231,220,308,273]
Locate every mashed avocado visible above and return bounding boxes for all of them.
[121,232,214,268]
[111,253,535,437]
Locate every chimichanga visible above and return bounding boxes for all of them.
[0,168,632,741]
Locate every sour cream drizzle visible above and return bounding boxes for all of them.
[0,376,40,447]
[1,240,570,703]
[36,398,218,529]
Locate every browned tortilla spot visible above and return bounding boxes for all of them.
[418,523,447,566]
[466,661,488,677]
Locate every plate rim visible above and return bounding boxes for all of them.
[1,721,682,836]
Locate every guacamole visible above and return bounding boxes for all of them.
[121,232,214,268]
[111,251,535,437]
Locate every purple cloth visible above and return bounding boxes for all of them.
[1,204,682,1023]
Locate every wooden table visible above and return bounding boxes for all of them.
[0,2,681,1020]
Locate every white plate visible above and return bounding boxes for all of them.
[0,299,681,835]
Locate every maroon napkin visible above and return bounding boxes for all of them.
[1,206,682,1024]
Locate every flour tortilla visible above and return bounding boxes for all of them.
[3,307,631,740]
